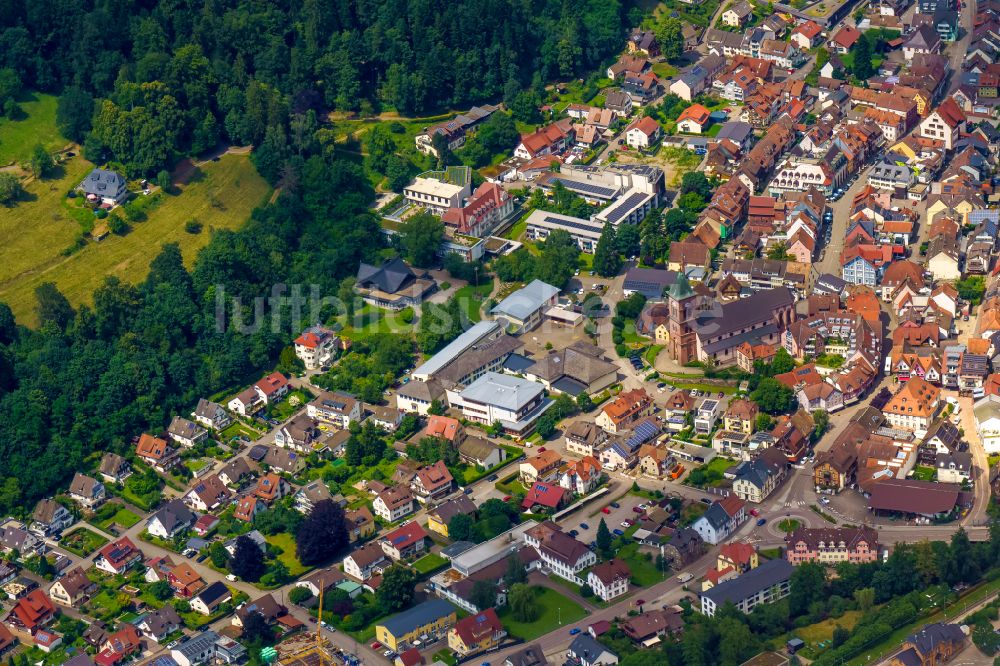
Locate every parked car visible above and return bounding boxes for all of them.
[613,528,624,536]
[632,506,644,513]
[749,508,759,516]
[488,475,499,482]
[371,643,382,650]
[569,628,581,636]
[621,520,632,527]
[700,498,712,504]
[601,507,611,514]
[580,523,590,530]
[756,518,767,526]
[610,502,620,508]
[502,495,512,502]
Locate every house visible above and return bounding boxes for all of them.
[0,627,15,660]
[621,608,684,643]
[48,567,96,607]
[724,399,758,434]
[790,20,823,49]
[785,527,880,564]
[597,388,653,434]
[34,630,61,654]
[294,480,336,515]
[7,589,55,634]
[95,537,142,575]
[98,453,131,484]
[638,444,672,478]
[692,496,747,545]
[904,25,943,60]
[253,372,289,405]
[426,497,477,538]
[68,473,106,509]
[732,451,786,503]
[373,486,416,522]
[974,394,1000,453]
[137,606,182,643]
[524,341,618,396]
[568,634,619,666]
[677,104,712,134]
[78,168,128,205]
[307,391,362,428]
[521,482,570,512]
[559,456,604,495]
[356,255,439,308]
[146,500,196,539]
[699,559,793,616]
[30,499,73,537]
[375,600,458,652]
[411,461,455,503]
[168,416,208,448]
[254,473,291,503]
[190,582,232,616]
[722,0,753,27]
[457,436,506,469]
[294,325,340,369]
[346,506,377,543]
[233,593,287,628]
[183,475,231,512]
[565,421,608,457]
[920,98,966,150]
[171,631,222,666]
[670,66,711,102]
[604,91,633,116]
[233,496,263,523]
[274,414,325,453]
[668,240,711,273]
[625,116,662,149]
[524,522,597,584]
[381,522,428,561]
[191,399,231,431]
[520,450,563,484]
[135,434,180,472]
[695,399,722,435]
[514,119,575,160]
[664,528,707,567]
[882,377,941,431]
[829,26,862,53]
[96,624,144,666]
[504,645,548,666]
[935,451,972,483]
[447,608,507,657]
[344,542,389,581]
[447,372,552,438]
[490,280,560,333]
[227,388,261,417]
[587,559,631,602]
[262,447,306,475]
[169,562,206,598]
[890,623,966,666]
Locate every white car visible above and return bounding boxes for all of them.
[226,574,238,582]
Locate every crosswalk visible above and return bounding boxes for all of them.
[783,500,808,508]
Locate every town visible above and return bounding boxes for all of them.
[4,1,1000,666]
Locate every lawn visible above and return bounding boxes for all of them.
[912,465,936,481]
[617,543,668,586]
[622,321,646,345]
[498,587,588,641]
[651,62,679,80]
[0,153,271,326]
[184,458,211,474]
[267,388,313,422]
[0,93,68,165]
[667,380,737,395]
[220,421,263,443]
[787,610,863,651]
[411,553,448,575]
[92,507,141,532]
[265,532,312,579]
[778,519,801,534]
[338,303,415,340]
[61,527,109,556]
[453,282,493,322]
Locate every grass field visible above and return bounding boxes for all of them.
[92,507,141,532]
[0,153,271,326]
[265,532,311,578]
[0,93,68,165]
[499,587,587,640]
[62,527,109,556]
[912,465,936,481]
[617,543,668,586]
[778,519,801,534]
[454,282,493,322]
[411,553,448,575]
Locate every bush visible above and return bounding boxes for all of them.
[184,219,203,234]
[399,307,414,324]
[108,215,128,235]
[580,584,593,598]
[94,208,108,219]
[289,586,313,605]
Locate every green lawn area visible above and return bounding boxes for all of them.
[453,282,493,322]
[265,532,312,579]
[667,380,737,395]
[92,507,141,532]
[0,93,68,165]
[411,553,448,575]
[680,502,708,526]
[498,587,588,641]
[651,62,679,80]
[617,542,667,586]
[61,527,109,556]
[267,388,313,422]
[622,320,646,344]
[0,153,271,326]
[786,610,863,653]
[220,421,262,443]
[503,212,530,241]
[338,303,415,340]
[778,519,801,534]
[705,123,723,138]
[184,458,211,474]
[701,456,736,477]
[912,465,936,481]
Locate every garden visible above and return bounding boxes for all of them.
[61,527,109,556]
[90,502,141,532]
[498,587,588,641]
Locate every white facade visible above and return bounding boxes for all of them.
[587,570,630,602]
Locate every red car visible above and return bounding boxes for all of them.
[632,506,644,513]
[601,507,611,514]
[538,447,546,452]
[749,508,759,517]
[503,495,512,502]
[371,642,382,650]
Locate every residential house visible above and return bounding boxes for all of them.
[254,473,291,503]
[447,609,507,657]
[171,630,222,666]
[426,497,477,538]
[677,104,712,134]
[373,486,416,523]
[48,568,96,607]
[935,451,972,483]
[146,500,196,539]
[233,496,263,523]
[732,451,787,503]
[190,582,232,616]
[346,506,377,542]
[95,537,142,575]
[692,496,748,545]
[98,454,131,485]
[293,325,340,370]
[568,634,619,666]
[586,559,631,602]
[559,456,604,495]
[167,416,208,449]
[521,483,570,512]
[519,450,563,484]
[625,117,662,149]
[68,473,106,509]
[137,606,182,643]
[30,500,73,537]
[293,481,336,515]
[169,562,206,598]
[523,522,597,584]
[375,600,458,653]
[191,399,231,432]
[78,168,128,205]
[183,475,231,513]
[411,461,455,504]
[381,522,428,561]
[785,527,880,564]
[565,421,608,457]
[135,434,180,472]
[919,98,967,150]
[596,389,653,434]
[307,391,362,428]
[722,1,753,27]
[882,377,941,431]
[699,559,793,616]
[724,399,758,435]
[344,542,389,581]
[890,624,966,666]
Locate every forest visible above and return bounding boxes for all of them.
[0,0,633,177]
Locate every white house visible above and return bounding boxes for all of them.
[625,116,662,149]
[586,559,631,602]
[372,486,416,523]
[307,391,362,428]
[168,416,209,448]
[692,497,747,545]
[523,523,597,585]
[919,98,966,150]
[191,399,231,431]
[935,451,972,484]
[294,326,340,370]
[974,394,1000,453]
[342,542,388,581]
[446,372,552,439]
[78,168,128,205]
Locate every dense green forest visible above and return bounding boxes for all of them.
[0,0,631,177]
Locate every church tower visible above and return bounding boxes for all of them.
[667,272,698,364]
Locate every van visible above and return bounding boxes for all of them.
[676,572,693,583]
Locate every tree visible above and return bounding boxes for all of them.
[240,611,273,645]
[944,527,979,585]
[680,172,712,199]
[535,412,557,439]
[149,580,173,601]
[366,124,397,174]
[596,518,613,558]
[653,16,685,60]
[751,378,796,414]
[504,554,527,587]
[399,212,444,268]
[508,583,539,622]
[56,87,95,142]
[766,242,791,260]
[448,513,475,542]
[35,282,75,331]
[956,276,986,305]
[209,542,230,568]
[616,224,641,259]
[851,34,874,80]
[288,586,313,605]
[576,393,594,412]
[811,410,830,441]
[0,173,24,205]
[230,536,266,582]
[470,580,498,610]
[376,566,416,613]
[155,170,172,191]
[789,561,826,616]
[755,413,774,432]
[27,144,54,179]
[296,499,349,565]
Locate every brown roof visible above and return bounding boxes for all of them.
[786,526,878,551]
[136,434,172,461]
[868,478,960,514]
[669,240,710,267]
[883,377,940,418]
[589,558,631,586]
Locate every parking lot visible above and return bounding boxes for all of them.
[561,495,653,546]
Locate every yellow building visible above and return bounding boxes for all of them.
[654,323,669,344]
[447,609,506,656]
[375,600,457,652]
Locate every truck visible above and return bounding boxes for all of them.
[676,572,693,583]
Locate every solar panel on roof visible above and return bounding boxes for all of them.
[604,192,649,224]
[540,215,602,235]
[550,176,617,199]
